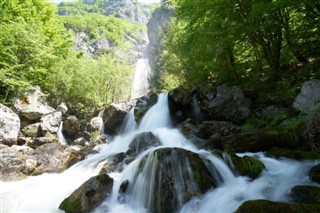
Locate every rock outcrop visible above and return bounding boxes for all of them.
[292,79,320,112]
[0,104,20,146]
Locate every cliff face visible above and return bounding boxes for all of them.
[147,5,174,89]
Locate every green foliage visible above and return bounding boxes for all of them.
[160,0,320,90]
[0,0,71,102]
[44,52,133,111]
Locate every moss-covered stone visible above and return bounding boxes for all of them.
[291,185,320,204]
[59,173,113,213]
[268,148,320,160]
[236,199,320,213]
[309,164,320,183]
[230,154,265,179]
[221,128,299,153]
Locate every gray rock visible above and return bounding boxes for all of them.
[56,102,68,114]
[127,132,161,156]
[293,79,320,112]
[62,116,80,139]
[103,101,134,134]
[207,84,251,124]
[41,111,62,133]
[13,86,55,121]
[0,104,20,146]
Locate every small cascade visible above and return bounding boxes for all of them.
[121,108,138,134]
[139,93,171,130]
[57,122,68,145]
[98,110,105,135]
[131,59,150,100]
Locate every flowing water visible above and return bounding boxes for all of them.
[1,94,319,213]
[131,59,150,100]
[57,122,68,145]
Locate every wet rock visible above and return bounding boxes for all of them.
[221,129,298,153]
[100,152,127,173]
[103,101,134,134]
[119,180,129,194]
[236,200,320,213]
[0,103,20,146]
[127,132,161,156]
[206,84,251,125]
[134,93,158,123]
[134,147,219,213]
[309,164,320,183]
[301,104,320,152]
[179,119,240,140]
[56,102,68,114]
[168,86,193,124]
[59,173,113,213]
[291,185,320,204]
[292,79,320,112]
[268,148,320,160]
[13,86,55,121]
[62,116,80,140]
[229,154,265,179]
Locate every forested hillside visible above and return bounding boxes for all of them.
[0,0,155,114]
[158,0,320,101]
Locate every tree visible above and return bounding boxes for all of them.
[0,0,71,102]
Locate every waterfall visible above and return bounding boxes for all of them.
[1,93,319,213]
[98,110,105,135]
[131,59,150,100]
[121,108,138,134]
[57,122,68,145]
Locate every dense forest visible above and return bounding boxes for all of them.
[159,0,320,98]
[1,0,319,113]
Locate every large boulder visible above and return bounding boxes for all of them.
[126,132,161,156]
[301,104,320,152]
[309,164,320,183]
[32,143,84,175]
[134,93,158,123]
[236,200,320,213]
[40,111,62,133]
[13,86,55,122]
[168,86,193,124]
[59,173,113,213]
[0,104,20,146]
[291,185,320,204]
[292,79,320,112]
[206,84,251,125]
[130,147,219,213]
[221,129,299,153]
[103,102,134,134]
[62,116,81,140]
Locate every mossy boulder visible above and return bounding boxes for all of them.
[59,173,113,213]
[229,154,265,179]
[133,147,219,213]
[268,148,320,160]
[236,199,320,213]
[309,164,320,183]
[221,129,299,153]
[291,185,320,204]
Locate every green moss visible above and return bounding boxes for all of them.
[59,195,82,213]
[268,148,320,160]
[236,200,320,213]
[230,154,265,179]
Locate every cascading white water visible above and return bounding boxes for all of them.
[98,110,105,135]
[131,59,150,100]
[57,122,68,145]
[1,93,319,213]
[121,108,138,134]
